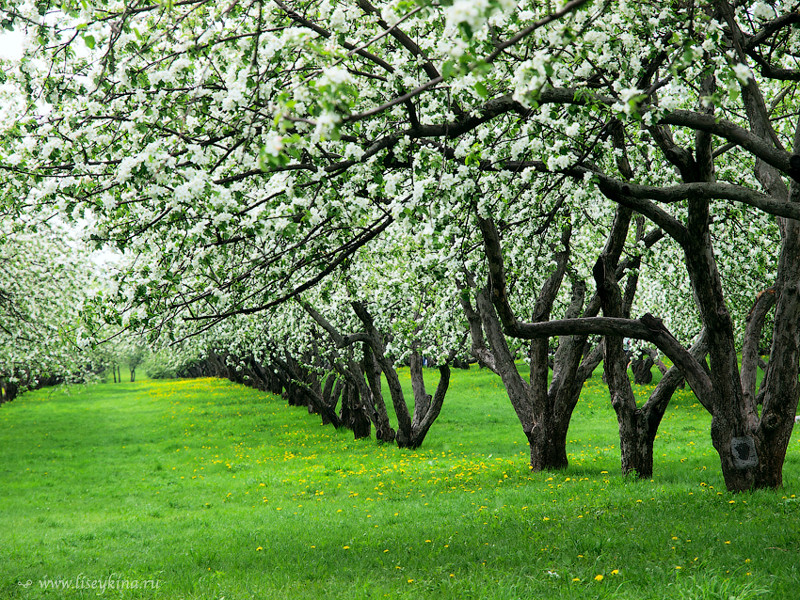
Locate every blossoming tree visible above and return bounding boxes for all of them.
[4,0,800,491]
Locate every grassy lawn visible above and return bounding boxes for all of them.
[1,367,799,599]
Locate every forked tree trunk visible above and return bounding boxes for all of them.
[340,381,371,440]
[470,278,601,472]
[471,211,659,473]
[359,345,396,443]
[351,302,451,450]
[406,352,450,449]
[297,301,397,443]
[595,245,708,478]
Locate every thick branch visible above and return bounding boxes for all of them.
[640,330,708,428]
[594,175,800,222]
[658,110,798,180]
[351,300,413,439]
[741,287,776,414]
[489,314,714,412]
[475,287,533,430]
[458,286,500,373]
[297,300,370,348]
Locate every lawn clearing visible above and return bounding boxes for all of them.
[1,368,799,599]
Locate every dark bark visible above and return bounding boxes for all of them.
[352,301,450,449]
[753,182,800,487]
[322,372,337,408]
[536,56,800,490]
[470,207,670,473]
[270,353,342,428]
[0,379,19,403]
[340,381,371,440]
[407,352,450,449]
[469,222,589,470]
[296,300,396,442]
[741,288,777,412]
[360,344,396,443]
[594,219,646,477]
[328,378,344,417]
[630,352,654,385]
[595,239,709,478]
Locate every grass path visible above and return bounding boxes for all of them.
[1,373,799,599]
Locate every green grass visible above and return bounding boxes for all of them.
[1,367,799,599]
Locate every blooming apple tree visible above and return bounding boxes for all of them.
[0,225,104,401]
[5,0,800,490]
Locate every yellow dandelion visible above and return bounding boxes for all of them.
[611,569,619,575]
[256,546,263,551]
[594,574,604,582]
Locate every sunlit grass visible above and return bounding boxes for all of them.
[0,367,798,599]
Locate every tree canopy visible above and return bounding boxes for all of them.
[3,0,800,491]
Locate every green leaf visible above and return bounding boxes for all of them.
[83,34,95,49]
[474,81,489,98]
[442,61,456,79]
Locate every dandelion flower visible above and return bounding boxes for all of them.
[594,574,604,582]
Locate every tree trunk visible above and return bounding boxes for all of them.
[406,353,450,449]
[271,354,342,428]
[527,412,570,471]
[351,301,449,449]
[751,185,800,488]
[360,344,396,443]
[0,380,19,403]
[595,250,650,477]
[340,381,371,440]
[474,284,597,471]
[630,352,654,385]
[472,212,649,472]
